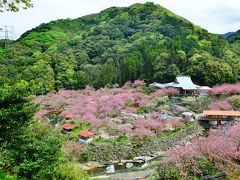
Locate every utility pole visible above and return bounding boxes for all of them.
[5,26,9,49]
[0,25,15,49]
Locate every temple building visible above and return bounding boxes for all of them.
[150,75,210,95]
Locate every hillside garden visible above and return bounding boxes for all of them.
[33,81,240,179]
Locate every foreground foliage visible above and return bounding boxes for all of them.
[0,83,89,179]
[54,163,89,180]
[0,0,32,12]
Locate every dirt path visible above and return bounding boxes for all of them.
[90,168,156,180]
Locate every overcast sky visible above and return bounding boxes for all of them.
[0,0,240,39]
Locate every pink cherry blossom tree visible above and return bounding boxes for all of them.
[163,123,240,176]
[196,131,240,173]
[132,128,155,138]
[208,100,232,110]
[118,124,132,135]
[152,88,179,97]
[208,84,240,96]
[163,144,202,177]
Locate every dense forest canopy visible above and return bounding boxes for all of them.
[0,2,240,94]
[221,29,240,70]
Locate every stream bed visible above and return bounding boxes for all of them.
[88,162,146,176]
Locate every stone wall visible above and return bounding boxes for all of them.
[89,122,203,164]
[89,144,136,163]
[138,122,203,156]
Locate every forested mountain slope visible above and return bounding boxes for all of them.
[223,30,240,43]
[222,29,240,64]
[0,2,239,93]
[221,32,234,39]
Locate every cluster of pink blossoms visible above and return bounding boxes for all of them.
[35,80,182,137]
[208,100,232,110]
[208,84,240,96]
[164,123,240,176]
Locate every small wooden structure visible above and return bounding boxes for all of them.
[62,123,76,133]
[78,131,94,144]
[65,113,74,123]
[65,113,74,119]
[199,110,240,126]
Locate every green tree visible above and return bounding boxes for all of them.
[0,0,32,12]
[53,51,77,89]
[0,82,77,179]
[121,51,142,83]
[0,81,34,145]
[75,71,91,89]
[1,123,65,179]
[54,163,89,180]
[20,59,55,94]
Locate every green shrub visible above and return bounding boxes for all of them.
[116,135,129,145]
[157,163,181,180]
[0,171,17,180]
[156,157,218,180]
[181,96,212,113]
[195,157,218,177]
[229,95,240,110]
[0,171,6,179]
[80,152,92,162]
[125,100,133,107]
[146,96,170,111]
[141,86,154,95]
[54,163,89,180]
[137,107,148,114]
